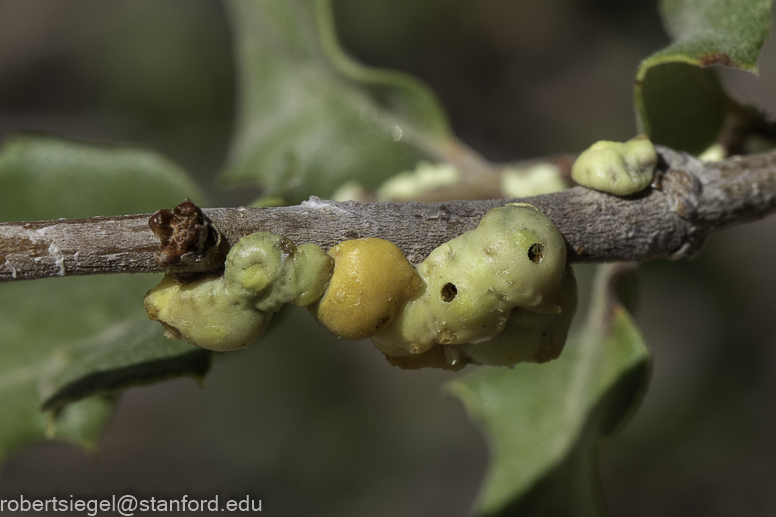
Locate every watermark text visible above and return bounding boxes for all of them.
[0,495,261,515]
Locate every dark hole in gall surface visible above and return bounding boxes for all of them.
[528,243,544,264]
[441,283,457,302]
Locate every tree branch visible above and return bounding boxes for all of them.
[2,146,775,282]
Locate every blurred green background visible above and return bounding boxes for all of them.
[0,0,775,515]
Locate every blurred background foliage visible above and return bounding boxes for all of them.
[0,0,775,515]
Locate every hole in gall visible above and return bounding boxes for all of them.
[528,243,544,264]
[441,283,457,302]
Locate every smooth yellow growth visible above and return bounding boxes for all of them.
[145,232,332,351]
[312,238,423,340]
[372,203,574,369]
[571,135,657,196]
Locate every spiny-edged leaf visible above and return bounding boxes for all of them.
[0,135,212,462]
[635,0,772,154]
[448,264,650,517]
[222,0,454,203]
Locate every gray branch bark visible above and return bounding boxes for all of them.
[2,146,776,282]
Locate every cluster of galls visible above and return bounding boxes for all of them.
[144,203,576,370]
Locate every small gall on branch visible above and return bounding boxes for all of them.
[571,135,657,196]
[144,232,334,351]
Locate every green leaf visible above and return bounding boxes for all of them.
[0,135,212,461]
[0,134,207,219]
[635,0,772,154]
[222,0,454,203]
[448,264,651,517]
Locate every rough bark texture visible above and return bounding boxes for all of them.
[2,146,776,282]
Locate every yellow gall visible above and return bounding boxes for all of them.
[312,238,422,340]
